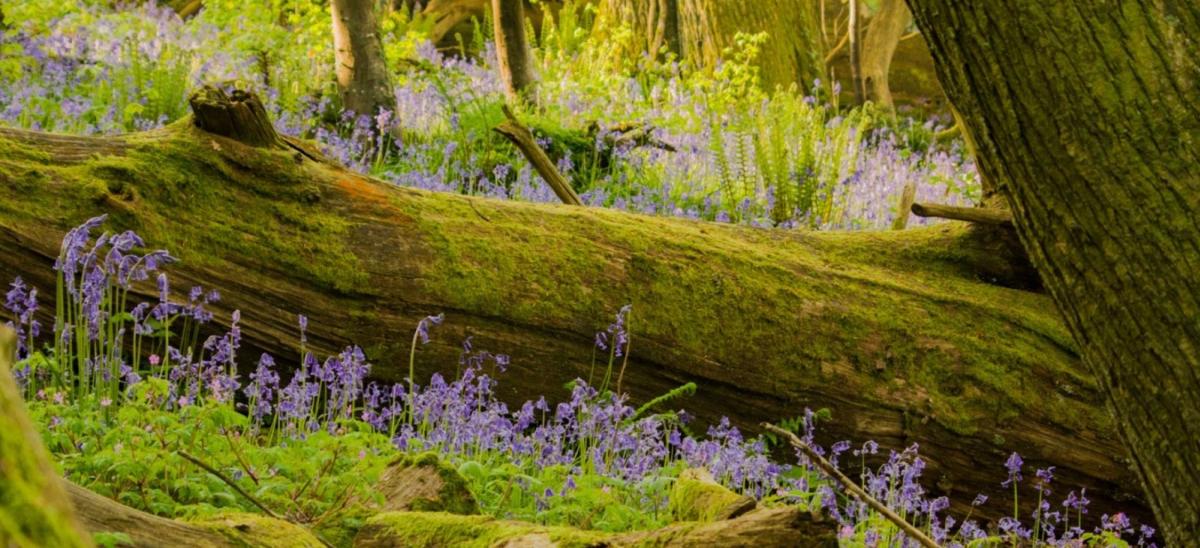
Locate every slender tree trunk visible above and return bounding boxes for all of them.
[0,105,1154,524]
[601,0,823,90]
[847,0,863,103]
[907,1,1200,543]
[491,0,537,104]
[331,0,396,117]
[860,0,910,109]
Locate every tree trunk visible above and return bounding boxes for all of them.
[859,0,910,109]
[847,0,863,103]
[331,0,396,117]
[0,327,89,546]
[906,1,1200,542]
[0,101,1151,525]
[491,0,537,104]
[600,0,823,90]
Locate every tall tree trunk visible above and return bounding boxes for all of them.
[491,0,537,104]
[847,0,863,103]
[859,0,910,109]
[600,0,823,90]
[0,327,89,547]
[0,97,1153,525]
[331,0,396,117]
[907,1,1200,543]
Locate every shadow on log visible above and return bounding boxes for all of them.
[0,88,1148,526]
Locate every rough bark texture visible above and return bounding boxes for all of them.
[188,87,282,148]
[0,115,1150,525]
[331,0,396,117]
[906,1,1200,542]
[860,0,911,108]
[492,0,538,104]
[0,327,89,547]
[600,0,823,90]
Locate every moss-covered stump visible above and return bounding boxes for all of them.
[65,482,323,547]
[0,117,1147,523]
[667,469,755,522]
[0,327,90,547]
[376,453,479,514]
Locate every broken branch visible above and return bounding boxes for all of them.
[762,423,940,548]
[911,202,1013,226]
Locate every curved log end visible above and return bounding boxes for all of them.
[188,85,282,148]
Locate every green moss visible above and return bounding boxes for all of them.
[0,123,366,294]
[391,190,1099,439]
[668,472,751,522]
[0,328,88,548]
[188,512,323,547]
[360,511,609,548]
[384,452,480,515]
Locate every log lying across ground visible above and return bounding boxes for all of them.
[0,96,1148,525]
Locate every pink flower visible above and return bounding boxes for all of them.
[148,354,161,366]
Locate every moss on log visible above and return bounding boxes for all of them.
[64,482,323,547]
[354,508,836,547]
[0,326,90,547]
[0,118,1146,524]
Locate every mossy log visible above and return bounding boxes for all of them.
[64,482,323,547]
[354,507,837,547]
[0,96,1147,525]
[0,327,89,546]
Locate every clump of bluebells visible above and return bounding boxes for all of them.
[2,1,977,231]
[7,218,1156,545]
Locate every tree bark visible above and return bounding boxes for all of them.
[600,0,823,90]
[331,0,396,117]
[0,110,1150,525]
[491,0,538,104]
[0,327,89,547]
[906,1,1200,542]
[859,0,911,109]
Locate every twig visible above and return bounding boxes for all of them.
[761,423,941,548]
[178,450,282,519]
[493,104,584,206]
[223,430,260,485]
[911,202,1013,226]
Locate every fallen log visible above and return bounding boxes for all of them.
[354,507,837,547]
[64,482,324,547]
[0,89,1148,525]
